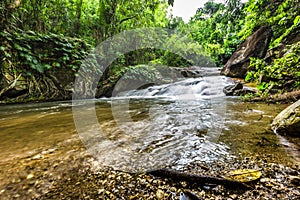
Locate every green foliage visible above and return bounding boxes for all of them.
[0,29,90,74]
[2,0,299,101]
[245,42,300,94]
[2,0,171,45]
[157,34,214,67]
[239,0,300,46]
[186,0,245,66]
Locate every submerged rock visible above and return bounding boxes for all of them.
[221,26,272,78]
[271,100,300,136]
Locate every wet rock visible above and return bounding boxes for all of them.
[173,66,203,78]
[235,88,256,96]
[271,100,300,136]
[174,66,220,78]
[290,176,300,186]
[221,26,272,78]
[223,83,243,96]
[224,82,257,96]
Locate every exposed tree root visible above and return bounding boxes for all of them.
[0,74,22,98]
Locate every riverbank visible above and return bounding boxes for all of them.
[225,78,300,104]
[0,135,299,199]
[248,90,300,104]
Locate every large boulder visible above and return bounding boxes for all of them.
[221,26,273,78]
[271,100,300,136]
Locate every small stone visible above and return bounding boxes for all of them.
[27,174,34,180]
[129,194,138,200]
[180,181,187,187]
[260,178,270,183]
[32,154,41,160]
[98,189,105,194]
[156,189,164,199]
[170,187,177,192]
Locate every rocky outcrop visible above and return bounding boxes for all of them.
[271,100,300,136]
[221,26,273,78]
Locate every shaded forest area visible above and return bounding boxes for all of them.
[0,0,299,102]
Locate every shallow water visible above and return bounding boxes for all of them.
[0,75,299,174]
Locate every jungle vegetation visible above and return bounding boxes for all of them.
[0,0,299,101]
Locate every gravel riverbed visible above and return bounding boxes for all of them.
[0,137,299,200]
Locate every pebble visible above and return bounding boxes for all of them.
[1,140,300,200]
[26,174,34,180]
[156,189,165,199]
[260,178,270,183]
[32,154,42,160]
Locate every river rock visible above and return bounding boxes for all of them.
[174,66,221,78]
[223,82,256,96]
[174,66,203,78]
[223,83,243,96]
[271,100,300,136]
[221,26,272,78]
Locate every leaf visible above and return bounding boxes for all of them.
[36,64,45,73]
[4,52,11,58]
[33,59,38,64]
[52,62,61,67]
[45,64,52,69]
[294,15,300,25]
[14,43,23,51]
[225,169,262,183]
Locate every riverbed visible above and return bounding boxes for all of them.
[0,74,299,199]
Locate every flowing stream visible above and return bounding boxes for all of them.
[0,69,299,175]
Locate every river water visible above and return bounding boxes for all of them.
[0,72,299,175]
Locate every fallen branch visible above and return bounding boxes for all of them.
[146,168,250,190]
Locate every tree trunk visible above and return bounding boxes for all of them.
[74,0,83,35]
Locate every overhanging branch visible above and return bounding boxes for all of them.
[118,15,137,25]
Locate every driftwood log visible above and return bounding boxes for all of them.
[146,168,250,190]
